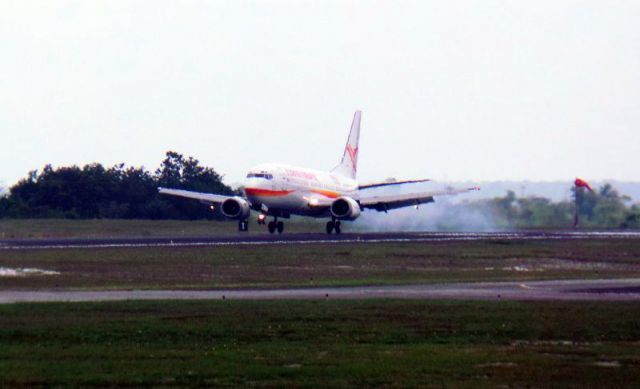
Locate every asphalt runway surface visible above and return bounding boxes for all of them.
[2,278,640,304]
[1,231,640,250]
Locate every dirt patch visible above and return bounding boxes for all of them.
[593,361,621,368]
[477,362,517,368]
[0,267,60,277]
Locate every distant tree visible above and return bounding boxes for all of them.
[573,185,598,222]
[154,151,234,219]
[568,184,630,228]
[480,190,518,228]
[516,197,573,228]
[0,151,234,220]
[591,185,629,227]
[156,151,185,189]
[621,204,640,229]
[104,164,157,218]
[462,184,636,230]
[156,151,231,193]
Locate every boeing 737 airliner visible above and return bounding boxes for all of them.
[159,111,478,234]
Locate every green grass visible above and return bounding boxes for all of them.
[0,300,639,387]
[1,239,640,290]
[0,218,325,239]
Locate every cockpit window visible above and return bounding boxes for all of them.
[246,173,273,180]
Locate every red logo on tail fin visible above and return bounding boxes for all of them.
[346,144,358,171]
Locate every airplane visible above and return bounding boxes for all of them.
[159,111,479,234]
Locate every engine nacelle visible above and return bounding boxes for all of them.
[221,197,251,220]
[330,196,361,220]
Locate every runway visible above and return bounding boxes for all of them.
[2,278,640,303]
[1,230,640,250]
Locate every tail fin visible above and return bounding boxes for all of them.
[332,110,361,179]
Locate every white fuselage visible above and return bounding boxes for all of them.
[243,163,358,217]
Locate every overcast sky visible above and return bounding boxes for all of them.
[1,1,639,188]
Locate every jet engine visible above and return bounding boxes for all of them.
[221,197,251,220]
[330,197,361,220]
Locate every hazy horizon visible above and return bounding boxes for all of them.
[4,171,640,204]
[2,1,639,187]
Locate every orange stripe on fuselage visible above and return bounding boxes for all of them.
[310,189,341,198]
[244,188,293,197]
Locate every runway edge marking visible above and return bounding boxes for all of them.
[1,232,640,250]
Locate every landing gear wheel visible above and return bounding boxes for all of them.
[334,221,341,234]
[268,221,276,234]
[238,220,249,232]
[276,221,284,234]
[326,221,335,234]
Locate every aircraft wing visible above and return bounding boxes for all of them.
[158,187,234,204]
[358,179,430,190]
[359,186,480,212]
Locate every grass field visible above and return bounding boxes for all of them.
[1,300,639,387]
[1,239,640,290]
[2,220,640,386]
[0,218,327,239]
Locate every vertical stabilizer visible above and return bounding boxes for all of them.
[332,110,361,179]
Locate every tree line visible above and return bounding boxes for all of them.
[0,151,235,219]
[1,154,639,229]
[451,184,640,230]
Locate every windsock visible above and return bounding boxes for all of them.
[574,178,593,192]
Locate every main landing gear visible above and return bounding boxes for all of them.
[238,220,249,232]
[267,217,284,234]
[259,212,284,234]
[326,219,341,234]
